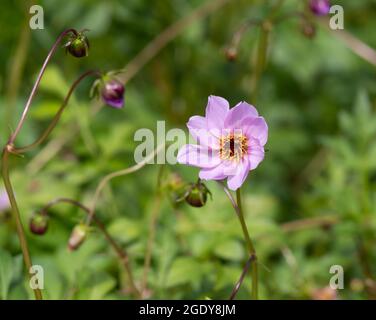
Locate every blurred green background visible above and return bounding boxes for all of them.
[1,0,376,299]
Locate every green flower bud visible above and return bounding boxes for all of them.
[29,211,49,235]
[185,181,211,208]
[68,223,89,251]
[65,30,90,58]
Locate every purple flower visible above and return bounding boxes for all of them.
[177,96,268,191]
[101,79,125,109]
[0,190,10,212]
[309,0,331,16]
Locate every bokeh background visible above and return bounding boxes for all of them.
[1,0,376,299]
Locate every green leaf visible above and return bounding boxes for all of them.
[214,239,244,261]
[0,249,14,299]
[165,257,203,288]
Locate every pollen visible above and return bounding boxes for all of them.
[219,132,248,162]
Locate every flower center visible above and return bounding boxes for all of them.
[219,132,248,162]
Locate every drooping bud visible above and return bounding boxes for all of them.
[309,0,330,16]
[225,47,237,62]
[185,181,211,208]
[64,30,90,58]
[91,73,125,109]
[68,223,88,251]
[29,211,49,235]
[101,79,125,108]
[301,21,316,38]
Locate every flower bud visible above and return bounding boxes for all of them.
[91,73,125,109]
[101,78,125,109]
[225,47,237,62]
[29,212,49,235]
[301,21,316,39]
[65,31,90,58]
[68,224,88,251]
[309,0,330,16]
[185,181,211,208]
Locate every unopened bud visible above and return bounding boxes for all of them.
[309,0,330,16]
[185,181,211,208]
[226,47,237,61]
[91,73,125,109]
[101,79,125,109]
[29,212,49,235]
[65,31,90,58]
[301,21,316,39]
[68,224,88,251]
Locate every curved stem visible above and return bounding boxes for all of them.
[8,29,77,145]
[222,184,258,299]
[14,70,100,153]
[226,18,261,57]
[40,198,141,298]
[1,148,43,300]
[85,143,166,226]
[229,253,256,300]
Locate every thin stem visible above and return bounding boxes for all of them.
[229,253,256,300]
[8,28,77,145]
[40,198,141,298]
[226,19,261,57]
[85,143,166,226]
[222,183,258,299]
[1,148,43,300]
[236,189,258,300]
[26,0,230,174]
[14,70,100,153]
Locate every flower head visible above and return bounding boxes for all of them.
[177,96,268,190]
[309,0,330,16]
[91,74,125,109]
[0,190,10,212]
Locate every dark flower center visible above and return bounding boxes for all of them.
[219,132,248,162]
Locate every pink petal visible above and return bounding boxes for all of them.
[242,116,268,146]
[224,102,258,130]
[177,144,220,168]
[199,160,237,180]
[227,159,251,190]
[187,116,220,148]
[205,95,229,129]
[199,163,227,180]
[247,141,265,170]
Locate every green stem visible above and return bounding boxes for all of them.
[7,29,77,146]
[236,188,258,299]
[40,198,141,299]
[1,148,43,300]
[13,70,100,153]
